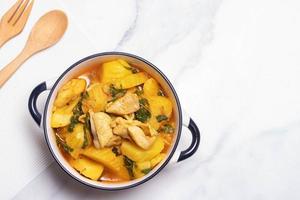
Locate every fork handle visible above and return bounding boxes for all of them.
[0,49,31,87]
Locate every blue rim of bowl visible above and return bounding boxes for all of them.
[43,52,183,190]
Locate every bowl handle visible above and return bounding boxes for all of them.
[28,79,55,126]
[173,111,201,163]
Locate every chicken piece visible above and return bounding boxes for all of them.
[110,116,156,140]
[89,111,120,148]
[105,93,140,115]
[106,135,122,147]
[124,113,135,120]
[89,111,100,148]
[111,117,131,139]
[128,126,156,150]
[113,125,129,138]
[121,116,157,136]
[115,116,143,127]
[110,117,141,138]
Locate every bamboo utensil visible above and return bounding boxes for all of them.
[0,0,34,48]
[0,10,68,88]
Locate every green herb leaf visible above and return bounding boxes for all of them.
[135,98,151,122]
[82,113,91,148]
[81,91,89,99]
[56,133,73,153]
[141,168,151,174]
[135,86,143,96]
[124,66,139,74]
[112,147,121,156]
[68,115,78,132]
[68,92,86,132]
[159,124,174,134]
[156,115,168,122]
[109,84,126,101]
[135,108,151,122]
[124,156,135,179]
[157,90,164,96]
[139,98,149,107]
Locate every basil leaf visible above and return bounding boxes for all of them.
[156,115,168,122]
[124,156,135,179]
[135,98,151,122]
[159,124,174,134]
[56,133,73,153]
[135,108,151,122]
[112,147,121,156]
[141,168,151,174]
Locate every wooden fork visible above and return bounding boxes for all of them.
[0,0,34,48]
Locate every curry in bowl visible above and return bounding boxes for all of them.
[51,59,175,182]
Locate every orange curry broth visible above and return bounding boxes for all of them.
[53,61,176,183]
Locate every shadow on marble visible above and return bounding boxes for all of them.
[13,158,161,200]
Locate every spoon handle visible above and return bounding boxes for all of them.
[0,49,31,87]
[0,35,8,48]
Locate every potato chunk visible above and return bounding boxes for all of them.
[65,124,85,158]
[133,161,151,178]
[114,72,148,89]
[82,83,108,112]
[143,78,160,96]
[133,153,166,178]
[69,157,104,180]
[54,79,86,108]
[100,59,132,83]
[121,137,164,162]
[82,147,130,180]
[150,153,166,167]
[148,96,173,130]
[51,97,80,128]
[149,96,172,118]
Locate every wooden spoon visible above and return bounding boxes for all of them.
[0,10,68,87]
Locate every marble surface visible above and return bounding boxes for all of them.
[1,0,300,199]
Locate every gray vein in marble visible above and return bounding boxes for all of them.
[201,122,295,167]
[115,0,140,50]
[173,0,222,85]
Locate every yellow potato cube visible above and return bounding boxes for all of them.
[148,96,173,130]
[65,124,85,149]
[81,147,130,180]
[143,78,160,96]
[114,72,148,89]
[149,96,173,118]
[132,153,166,179]
[51,97,80,128]
[69,157,104,180]
[100,60,132,83]
[150,153,166,167]
[82,83,108,112]
[65,124,85,158]
[136,161,151,170]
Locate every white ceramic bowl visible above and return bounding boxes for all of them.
[28,52,200,190]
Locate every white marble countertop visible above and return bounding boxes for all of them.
[1,0,300,199]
